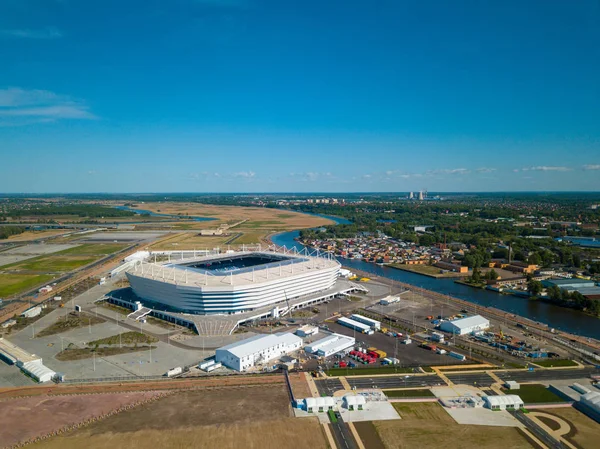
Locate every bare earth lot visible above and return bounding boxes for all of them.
[0,391,164,447]
[28,384,328,449]
[373,403,534,449]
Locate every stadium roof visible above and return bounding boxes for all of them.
[217,332,302,359]
[127,249,339,287]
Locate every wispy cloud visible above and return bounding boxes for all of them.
[426,168,471,176]
[1,27,62,39]
[289,172,334,182]
[583,164,600,171]
[475,167,496,173]
[233,171,256,179]
[521,166,572,172]
[0,88,97,126]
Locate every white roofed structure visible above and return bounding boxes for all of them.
[440,315,490,335]
[483,395,524,410]
[304,396,335,412]
[343,395,367,410]
[21,360,56,383]
[215,332,302,372]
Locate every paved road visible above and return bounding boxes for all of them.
[446,372,496,387]
[315,378,344,396]
[346,374,444,390]
[329,419,358,449]
[497,367,600,383]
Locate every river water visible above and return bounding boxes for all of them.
[271,215,600,339]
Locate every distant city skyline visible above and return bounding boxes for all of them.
[1,0,599,193]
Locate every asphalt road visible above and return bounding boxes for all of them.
[346,374,444,390]
[330,420,358,449]
[445,372,496,387]
[497,367,600,383]
[315,378,344,396]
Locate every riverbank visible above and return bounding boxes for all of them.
[454,279,487,289]
[346,266,600,352]
[268,215,600,340]
[386,263,468,279]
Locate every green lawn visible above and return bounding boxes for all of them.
[5,255,97,272]
[533,359,578,367]
[327,366,418,376]
[55,243,127,256]
[509,384,567,403]
[384,389,435,398]
[0,273,55,297]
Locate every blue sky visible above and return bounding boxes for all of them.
[1,0,599,193]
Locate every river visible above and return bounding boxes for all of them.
[271,215,600,339]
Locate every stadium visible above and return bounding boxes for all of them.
[125,247,342,315]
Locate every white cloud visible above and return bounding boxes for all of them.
[583,164,600,170]
[1,27,62,39]
[289,172,335,182]
[521,166,572,172]
[475,167,496,173]
[0,88,97,125]
[426,168,470,176]
[233,171,256,179]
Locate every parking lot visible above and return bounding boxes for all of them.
[323,320,468,368]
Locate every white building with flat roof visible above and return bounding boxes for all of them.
[215,332,303,372]
[440,315,490,335]
[483,395,524,410]
[296,325,319,337]
[350,314,381,330]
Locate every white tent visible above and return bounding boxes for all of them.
[21,360,56,383]
[483,395,524,410]
[343,395,366,410]
[304,397,335,412]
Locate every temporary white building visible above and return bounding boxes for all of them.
[20,360,56,383]
[295,325,319,337]
[440,315,490,335]
[483,395,524,410]
[215,332,303,372]
[304,396,335,413]
[344,395,366,410]
[350,314,381,330]
[316,335,355,357]
[580,391,600,414]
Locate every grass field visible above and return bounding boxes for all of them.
[88,331,158,346]
[0,273,55,297]
[327,366,417,376]
[3,255,98,272]
[384,389,435,398]
[6,230,68,242]
[373,402,534,449]
[539,407,600,449]
[31,385,328,449]
[533,359,578,367]
[55,345,155,361]
[37,312,106,337]
[55,244,127,256]
[508,384,566,403]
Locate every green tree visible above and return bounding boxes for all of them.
[527,279,543,296]
[488,268,499,281]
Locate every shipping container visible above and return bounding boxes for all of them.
[205,362,222,372]
[166,367,182,377]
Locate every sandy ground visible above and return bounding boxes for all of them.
[0,391,165,447]
[288,372,312,399]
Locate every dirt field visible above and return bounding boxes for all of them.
[0,391,165,447]
[539,407,600,449]
[27,382,328,449]
[373,403,534,449]
[31,418,327,449]
[288,372,312,398]
[81,385,291,433]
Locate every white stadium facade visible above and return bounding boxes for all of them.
[126,249,340,315]
[116,246,367,335]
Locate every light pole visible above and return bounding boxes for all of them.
[93,351,96,372]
